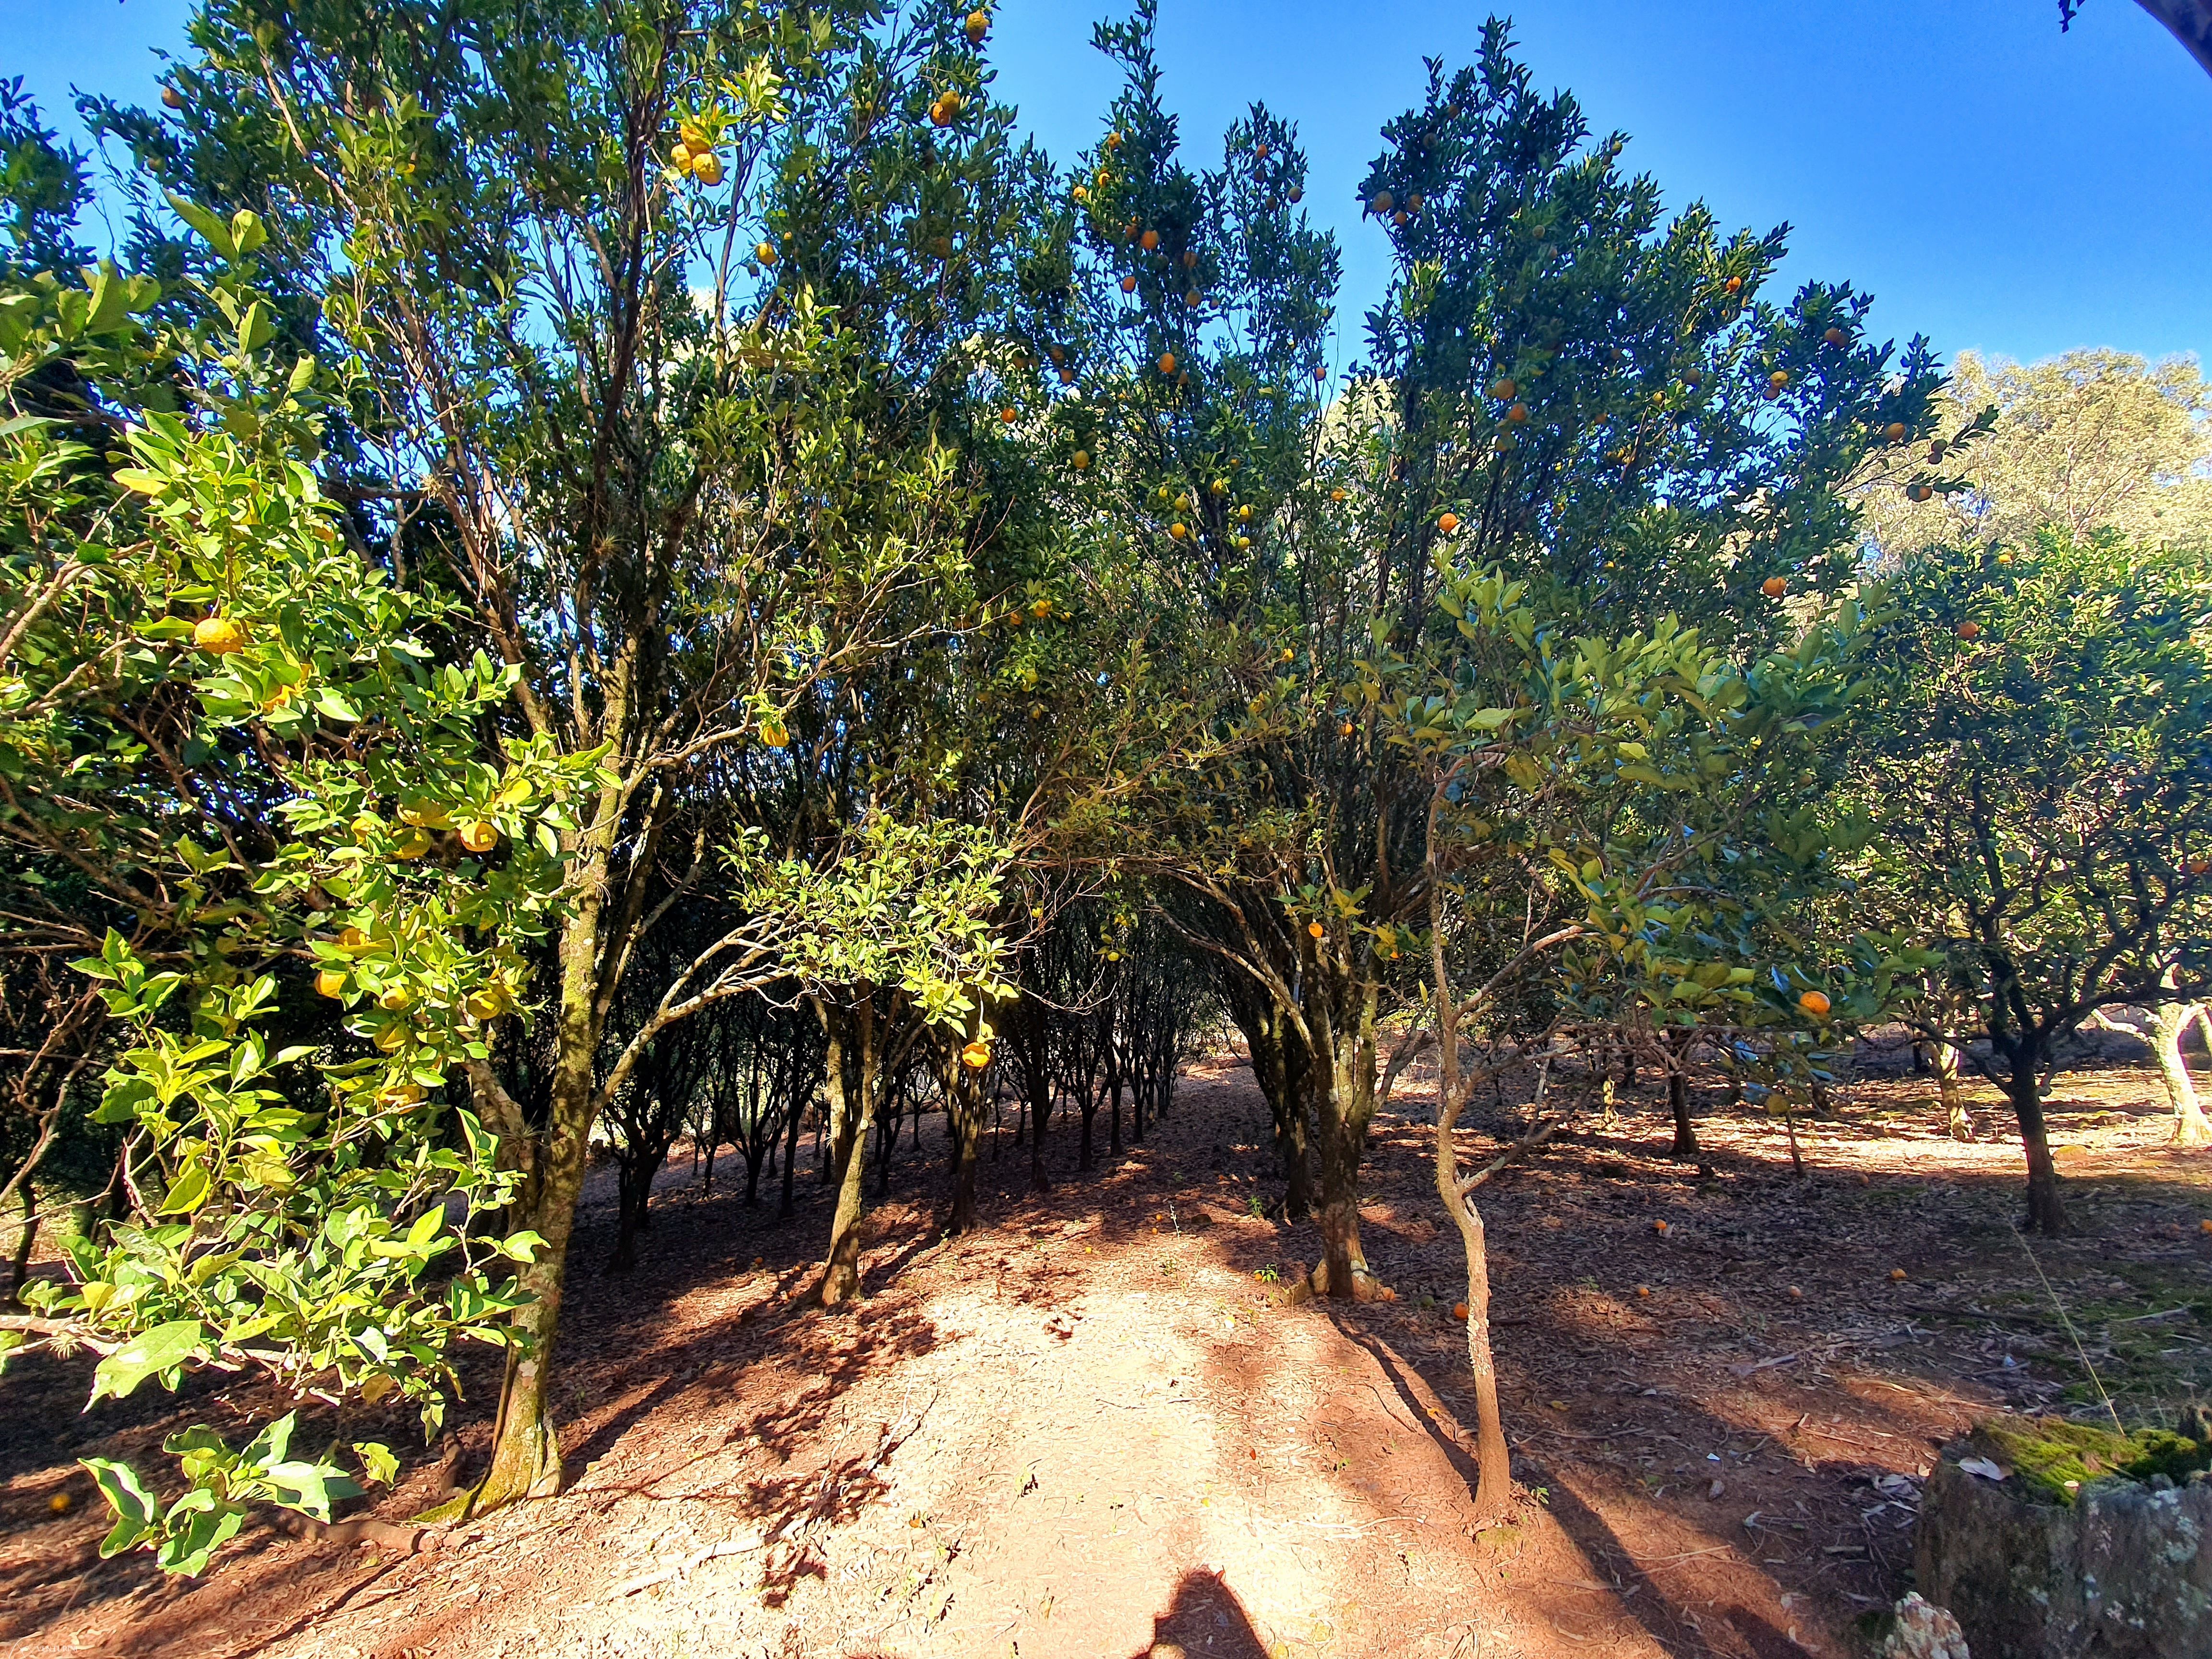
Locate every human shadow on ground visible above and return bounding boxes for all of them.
[1128,1566,1272,1658]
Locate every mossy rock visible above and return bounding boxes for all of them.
[1970,1413,2211,1504]
[1917,1411,2212,1657]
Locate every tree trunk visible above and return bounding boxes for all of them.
[947,1058,986,1235]
[1079,1098,1096,1170]
[2154,1001,2212,1146]
[459,1112,588,1515]
[1026,1061,1052,1193]
[818,1002,876,1307]
[1666,1034,1697,1158]
[7,1179,36,1305]
[1309,978,1383,1301]
[453,871,609,1520]
[779,1089,804,1218]
[2004,1042,2067,1235]
[1933,1038,1971,1141]
[1438,1155,1512,1524]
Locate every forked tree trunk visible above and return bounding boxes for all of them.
[1932,1039,1971,1141]
[1436,1134,1513,1523]
[2154,1001,2212,1146]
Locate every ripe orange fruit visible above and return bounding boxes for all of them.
[961,1039,992,1069]
[1058,368,1074,385]
[1452,1301,1469,1320]
[1955,621,1980,640]
[1505,402,1528,423]
[1723,275,1742,294]
[1000,407,1017,424]
[1158,351,1176,375]
[1140,228,1160,251]
[1393,210,1408,226]
[1288,186,1304,204]
[1761,576,1788,598]
[2189,859,2209,876]
[162,86,185,111]
[1169,522,1189,541]
[316,968,348,999]
[1438,512,1459,534]
[1308,921,1325,939]
[1120,275,1137,292]
[1370,190,1394,215]
[1072,185,1089,203]
[1184,289,1202,308]
[964,8,988,43]
[669,141,694,169]
[1654,1219,1670,1235]
[1798,989,1831,1018]
[1255,142,1271,160]
[459,819,499,853]
[690,151,723,186]
[1768,370,1789,390]
[194,614,245,654]
[1787,1285,1803,1300]
[1489,377,1517,400]
[1889,1267,1907,1283]
[1823,326,1847,346]
[1105,131,1123,151]
[1907,483,1933,503]
[1071,449,1090,470]
[1884,421,1908,443]
[1339,720,1355,737]
[1180,249,1198,269]
[1330,487,1346,501]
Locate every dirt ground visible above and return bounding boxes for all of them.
[3,1039,2208,1659]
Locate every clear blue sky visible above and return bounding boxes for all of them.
[8,0,2209,373]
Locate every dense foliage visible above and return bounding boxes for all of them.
[4,0,2207,1571]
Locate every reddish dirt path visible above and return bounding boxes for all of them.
[4,1049,2207,1657]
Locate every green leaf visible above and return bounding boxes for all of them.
[164,193,237,261]
[354,1442,400,1487]
[80,1457,157,1557]
[89,1321,208,1404]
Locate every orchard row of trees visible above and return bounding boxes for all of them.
[3,0,2208,1568]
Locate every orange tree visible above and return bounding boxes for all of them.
[1093,15,1946,1298]
[1381,559,1910,1515]
[100,0,1088,1514]
[1,200,597,1573]
[1846,531,2212,1232]
[1053,2,1358,1257]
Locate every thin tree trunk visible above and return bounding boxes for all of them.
[819,1003,876,1307]
[1666,1033,1697,1158]
[779,1089,804,1218]
[7,1179,36,1305]
[2005,1043,2067,1235]
[2154,1001,2212,1146]
[1933,1038,1971,1141]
